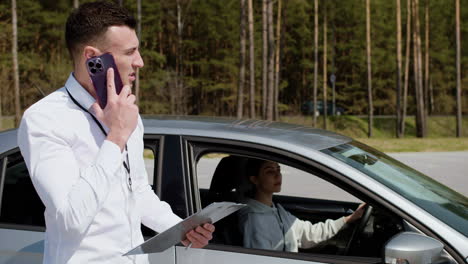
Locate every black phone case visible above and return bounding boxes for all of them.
[86,53,123,109]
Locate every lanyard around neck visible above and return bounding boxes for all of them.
[65,87,132,191]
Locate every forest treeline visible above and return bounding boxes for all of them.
[0,0,466,137]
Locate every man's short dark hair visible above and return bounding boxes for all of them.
[65,1,136,59]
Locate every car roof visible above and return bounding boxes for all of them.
[142,116,351,151]
[0,129,19,154]
[0,116,351,154]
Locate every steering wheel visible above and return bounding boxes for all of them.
[344,205,373,255]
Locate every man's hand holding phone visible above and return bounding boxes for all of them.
[92,68,138,151]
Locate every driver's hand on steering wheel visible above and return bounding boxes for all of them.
[345,203,367,223]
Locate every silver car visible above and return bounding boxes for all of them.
[0,116,467,264]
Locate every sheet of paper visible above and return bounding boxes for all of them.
[124,202,246,255]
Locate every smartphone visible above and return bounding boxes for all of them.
[86,53,123,109]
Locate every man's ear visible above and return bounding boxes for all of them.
[83,45,101,59]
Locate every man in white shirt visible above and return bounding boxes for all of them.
[17,2,214,263]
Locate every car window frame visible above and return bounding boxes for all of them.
[183,136,385,263]
[0,156,6,215]
[142,136,161,191]
[141,136,162,238]
[184,136,372,211]
[0,148,45,232]
[182,136,465,263]
[155,134,192,219]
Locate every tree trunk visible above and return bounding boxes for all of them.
[266,0,275,121]
[118,0,123,6]
[396,0,402,138]
[12,0,21,126]
[135,0,141,105]
[323,7,328,130]
[274,0,282,121]
[248,0,255,119]
[159,30,164,68]
[402,0,412,137]
[413,0,426,137]
[74,0,79,8]
[313,0,318,127]
[455,0,462,137]
[418,2,426,136]
[237,0,246,119]
[366,0,373,138]
[176,0,187,115]
[331,22,336,117]
[424,0,430,115]
[412,0,420,135]
[262,0,268,119]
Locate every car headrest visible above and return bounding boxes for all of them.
[209,155,249,198]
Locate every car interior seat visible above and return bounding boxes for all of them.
[207,155,249,246]
[208,155,249,203]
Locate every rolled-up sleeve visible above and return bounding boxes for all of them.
[293,216,346,249]
[18,110,122,238]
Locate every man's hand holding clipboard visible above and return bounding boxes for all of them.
[124,202,246,255]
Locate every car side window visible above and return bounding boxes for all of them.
[0,151,45,228]
[141,145,158,238]
[196,152,362,252]
[196,152,360,204]
[144,147,156,186]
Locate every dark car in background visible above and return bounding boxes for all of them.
[302,101,345,116]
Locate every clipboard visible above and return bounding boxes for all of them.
[124,202,246,255]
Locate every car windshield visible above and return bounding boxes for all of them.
[321,141,468,237]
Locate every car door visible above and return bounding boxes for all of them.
[0,149,45,264]
[0,137,175,264]
[138,135,178,263]
[173,137,384,264]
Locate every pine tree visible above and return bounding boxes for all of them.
[366,0,373,137]
[135,0,141,105]
[323,4,328,130]
[12,0,20,126]
[237,0,246,118]
[262,0,268,118]
[396,0,402,138]
[402,0,412,137]
[455,0,462,137]
[273,0,282,121]
[247,0,255,118]
[313,0,318,127]
[266,0,274,120]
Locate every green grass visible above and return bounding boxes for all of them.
[280,115,468,152]
[280,115,468,138]
[0,117,15,131]
[357,138,468,153]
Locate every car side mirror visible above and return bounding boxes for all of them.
[384,232,444,264]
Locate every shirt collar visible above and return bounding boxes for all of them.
[64,72,96,111]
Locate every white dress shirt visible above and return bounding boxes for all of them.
[18,73,182,264]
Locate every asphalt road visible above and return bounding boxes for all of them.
[193,152,468,203]
[388,151,468,197]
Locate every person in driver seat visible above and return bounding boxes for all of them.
[238,158,366,252]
